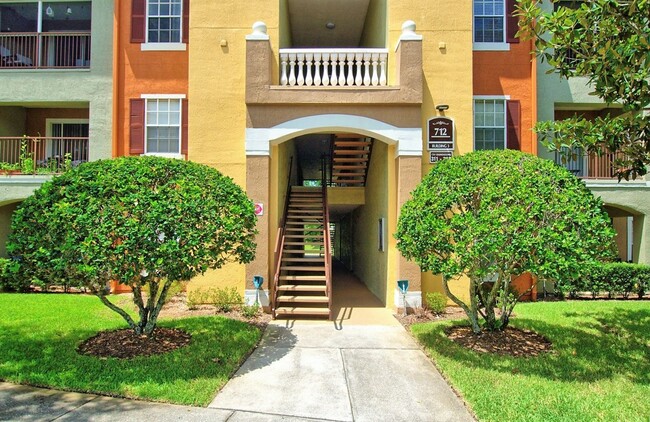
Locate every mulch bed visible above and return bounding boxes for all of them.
[77,328,191,359]
[446,326,552,357]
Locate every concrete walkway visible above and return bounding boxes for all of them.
[209,321,475,421]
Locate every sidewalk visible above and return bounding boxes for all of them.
[1,319,475,421]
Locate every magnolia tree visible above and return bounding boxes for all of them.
[7,156,257,336]
[395,150,616,334]
[516,0,650,180]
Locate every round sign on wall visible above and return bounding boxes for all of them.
[254,203,264,216]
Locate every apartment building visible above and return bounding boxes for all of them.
[3,1,642,317]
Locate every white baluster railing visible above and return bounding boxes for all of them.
[278,48,389,87]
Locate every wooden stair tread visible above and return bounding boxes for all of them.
[277,295,329,303]
[283,242,324,246]
[282,257,325,262]
[285,234,324,238]
[277,284,327,291]
[279,275,326,281]
[333,157,369,162]
[332,179,365,184]
[280,265,325,271]
[332,172,366,177]
[333,165,367,170]
[333,150,369,155]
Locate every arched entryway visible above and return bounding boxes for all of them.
[244,114,423,318]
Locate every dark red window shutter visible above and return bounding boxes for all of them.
[506,100,521,150]
[129,99,145,155]
[182,0,189,44]
[181,99,188,156]
[506,0,520,44]
[131,0,146,43]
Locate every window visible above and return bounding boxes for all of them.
[474,0,505,43]
[474,99,506,150]
[147,0,181,43]
[145,98,181,154]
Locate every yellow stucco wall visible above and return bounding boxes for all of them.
[188,1,474,303]
[391,0,474,302]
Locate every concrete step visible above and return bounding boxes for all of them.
[275,307,330,317]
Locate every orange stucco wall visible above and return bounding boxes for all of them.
[114,0,188,157]
[473,40,537,154]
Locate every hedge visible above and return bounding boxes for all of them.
[556,262,650,299]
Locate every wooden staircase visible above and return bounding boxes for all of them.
[331,134,373,187]
[273,186,331,318]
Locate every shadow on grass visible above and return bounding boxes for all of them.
[0,316,295,406]
[411,307,650,386]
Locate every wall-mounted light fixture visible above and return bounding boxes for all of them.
[325,22,335,30]
[45,5,54,17]
[66,6,73,16]
[436,104,449,111]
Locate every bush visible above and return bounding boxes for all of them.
[209,287,243,312]
[556,262,650,299]
[395,150,615,333]
[241,303,261,319]
[7,156,257,336]
[424,292,447,314]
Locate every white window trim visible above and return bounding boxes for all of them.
[473,96,510,151]
[144,0,184,47]
[140,93,186,99]
[473,0,509,51]
[141,42,186,52]
[473,42,510,51]
[45,118,90,138]
[141,96,184,157]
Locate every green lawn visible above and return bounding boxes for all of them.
[411,301,650,422]
[0,293,262,406]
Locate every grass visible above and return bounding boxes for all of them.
[0,293,263,406]
[411,301,650,422]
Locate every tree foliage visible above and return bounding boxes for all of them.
[516,0,650,180]
[7,156,257,335]
[395,150,616,333]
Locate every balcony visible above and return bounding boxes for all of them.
[0,32,90,69]
[0,136,89,174]
[554,148,627,179]
[246,22,422,106]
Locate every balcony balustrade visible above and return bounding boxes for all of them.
[0,32,91,69]
[555,148,626,179]
[0,136,89,174]
[279,48,388,87]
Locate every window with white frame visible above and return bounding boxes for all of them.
[474,99,506,150]
[474,0,505,44]
[147,0,182,43]
[145,98,181,154]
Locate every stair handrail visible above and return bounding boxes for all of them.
[321,156,333,320]
[272,156,294,318]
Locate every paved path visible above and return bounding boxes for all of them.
[0,320,474,421]
[209,321,475,422]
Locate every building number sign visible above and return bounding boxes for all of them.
[427,117,454,164]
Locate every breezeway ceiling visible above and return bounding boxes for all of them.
[287,0,370,47]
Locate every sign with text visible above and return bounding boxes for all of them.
[429,151,453,163]
[427,117,454,150]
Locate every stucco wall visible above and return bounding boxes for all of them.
[360,0,387,48]
[0,0,113,162]
[352,141,389,304]
[115,0,188,157]
[0,107,26,136]
[25,108,89,137]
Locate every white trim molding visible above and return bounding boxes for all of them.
[141,42,187,52]
[245,114,422,158]
[473,42,510,51]
[394,288,423,310]
[245,289,269,306]
[140,93,186,99]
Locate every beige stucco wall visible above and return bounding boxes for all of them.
[351,141,389,304]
